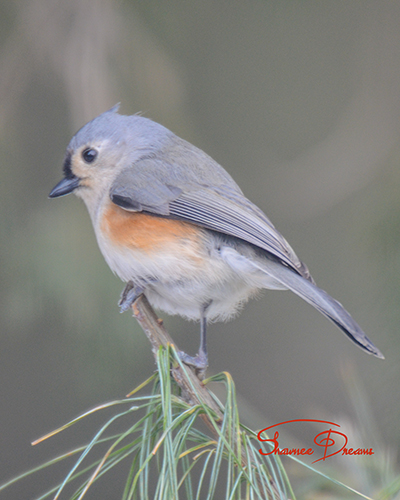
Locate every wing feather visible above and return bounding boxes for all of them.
[110,156,313,281]
[168,190,312,280]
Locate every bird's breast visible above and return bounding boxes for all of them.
[95,202,261,321]
[97,202,210,283]
[100,202,202,251]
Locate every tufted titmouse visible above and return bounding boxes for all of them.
[49,105,383,372]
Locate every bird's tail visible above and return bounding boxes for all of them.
[255,257,384,359]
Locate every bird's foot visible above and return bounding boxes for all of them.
[118,282,144,312]
[178,350,208,380]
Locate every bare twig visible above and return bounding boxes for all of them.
[131,294,223,418]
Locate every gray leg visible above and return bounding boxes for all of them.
[119,281,144,312]
[179,303,210,377]
[198,311,208,364]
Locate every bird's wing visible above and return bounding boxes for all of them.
[110,158,312,280]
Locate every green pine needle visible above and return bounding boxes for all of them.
[1,344,395,499]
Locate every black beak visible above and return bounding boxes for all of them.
[49,176,80,198]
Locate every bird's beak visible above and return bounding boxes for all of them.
[49,175,80,198]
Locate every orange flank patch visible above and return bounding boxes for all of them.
[101,203,203,253]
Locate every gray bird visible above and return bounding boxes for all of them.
[50,105,384,374]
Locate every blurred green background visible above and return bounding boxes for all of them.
[1,0,400,497]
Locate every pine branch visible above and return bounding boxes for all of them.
[131,294,282,499]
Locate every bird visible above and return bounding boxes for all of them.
[49,105,383,374]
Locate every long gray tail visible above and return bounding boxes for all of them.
[257,258,384,359]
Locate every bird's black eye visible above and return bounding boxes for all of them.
[82,148,98,163]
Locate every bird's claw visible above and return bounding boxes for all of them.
[119,282,144,312]
[178,350,208,380]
